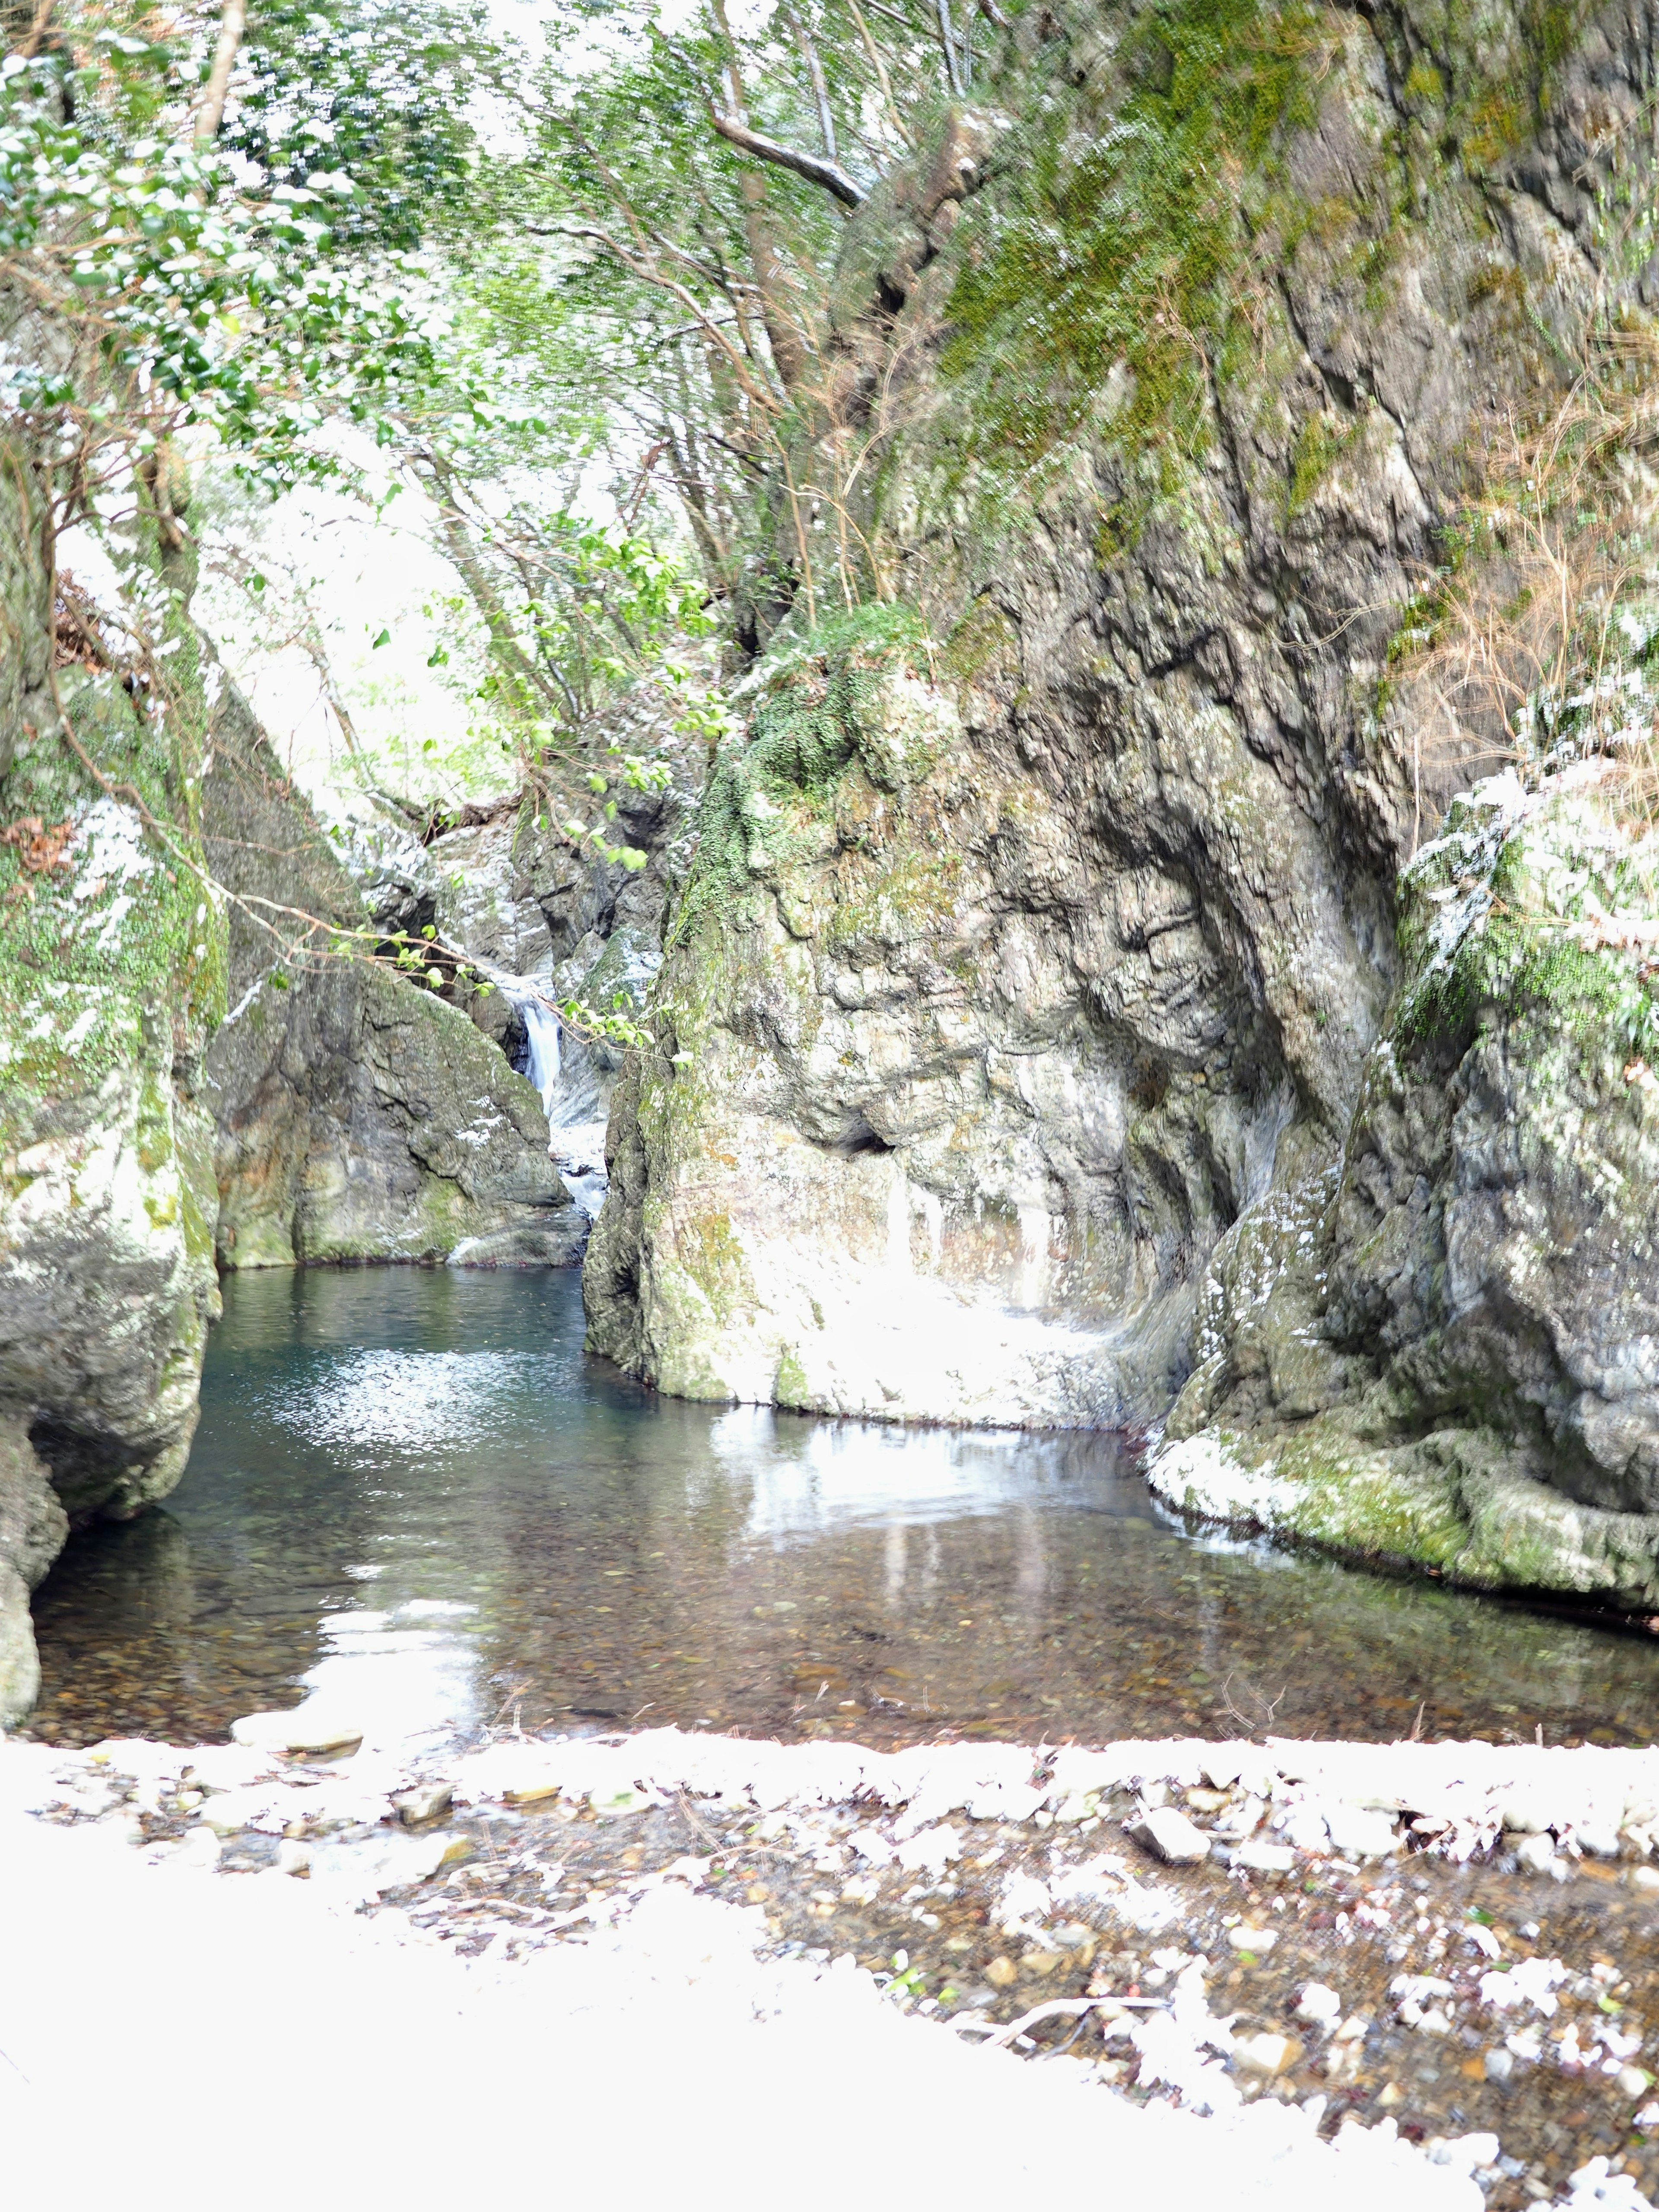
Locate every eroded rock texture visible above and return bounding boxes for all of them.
[353,733,700,1133]
[588,0,1659,1430]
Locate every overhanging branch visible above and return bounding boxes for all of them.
[708,109,865,209]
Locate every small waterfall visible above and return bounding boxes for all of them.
[460,955,611,1220]
[519,997,563,1116]
[505,985,608,1221]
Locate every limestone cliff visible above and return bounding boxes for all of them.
[587,0,1659,1433]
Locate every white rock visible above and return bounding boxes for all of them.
[1227,1925,1278,1955]
[1499,1794,1552,1836]
[1390,1974,1454,2021]
[1427,2133,1500,2174]
[1127,1807,1210,1865]
[1295,1984,1342,2027]
[193,1788,282,1837]
[1215,1796,1268,1840]
[177,1824,222,1867]
[391,1783,453,1827]
[1052,1794,1099,1824]
[966,1781,1047,1823]
[846,1826,895,1864]
[590,1783,657,1818]
[230,1710,364,1759]
[307,1829,453,1903]
[1322,1804,1399,1860]
[179,1745,271,1791]
[1576,1824,1623,1859]
[1514,1831,1557,1874]
[894,1824,962,1878]
[1236,1839,1295,1874]
[1564,2153,1656,2209]
[276,1840,311,1877]
[1483,2048,1513,2084]
[1619,2066,1652,2100]
[1232,2030,1299,2076]
[1480,1957,1567,2015]
[996,1872,1053,1930]
[1278,1805,1330,1853]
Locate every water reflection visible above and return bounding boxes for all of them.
[23,1267,1659,1753]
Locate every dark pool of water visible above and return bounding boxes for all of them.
[24,1268,1659,1753]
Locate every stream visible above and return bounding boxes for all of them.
[23,1267,1659,1755]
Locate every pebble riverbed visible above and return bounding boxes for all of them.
[10,1719,1659,2212]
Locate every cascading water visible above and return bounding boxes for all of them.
[519,997,563,1115]
[502,984,609,1221]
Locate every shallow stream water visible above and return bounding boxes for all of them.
[25,1268,1659,1753]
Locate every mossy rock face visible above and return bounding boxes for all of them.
[594,0,1659,1450]
[585,609,1276,1426]
[0,527,225,1724]
[1154,769,1659,1606]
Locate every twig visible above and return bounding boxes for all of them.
[961,1996,1166,2049]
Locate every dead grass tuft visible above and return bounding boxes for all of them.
[1390,318,1659,839]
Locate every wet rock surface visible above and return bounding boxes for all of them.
[0,564,224,1722]
[585,0,1659,1434]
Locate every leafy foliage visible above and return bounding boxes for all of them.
[0,25,435,505]
[223,0,490,253]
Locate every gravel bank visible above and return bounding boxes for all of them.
[6,1724,1658,2211]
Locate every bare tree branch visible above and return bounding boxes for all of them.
[843,0,915,148]
[934,0,965,95]
[12,0,55,60]
[543,220,784,412]
[196,0,248,141]
[787,9,838,162]
[708,108,865,209]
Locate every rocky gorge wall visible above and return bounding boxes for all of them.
[587,0,1659,1440]
[0,536,636,1721]
[1150,765,1659,1609]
